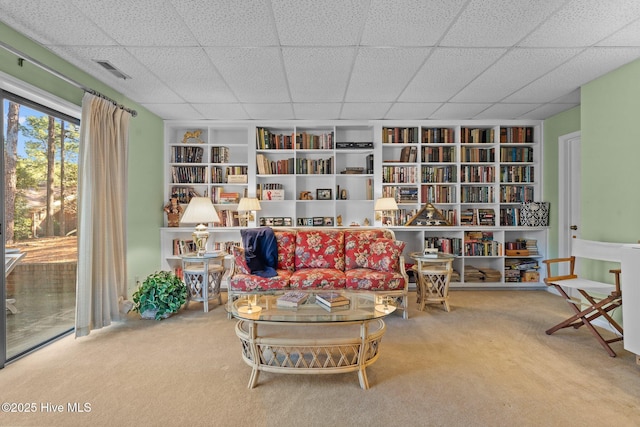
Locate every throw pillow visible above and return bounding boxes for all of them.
[367,238,406,272]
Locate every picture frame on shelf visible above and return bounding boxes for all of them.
[284,217,293,226]
[317,189,332,200]
[313,217,324,226]
[324,217,334,226]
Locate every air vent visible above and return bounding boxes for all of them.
[94,60,131,80]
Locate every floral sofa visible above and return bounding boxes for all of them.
[229,227,409,318]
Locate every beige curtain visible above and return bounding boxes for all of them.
[75,93,130,337]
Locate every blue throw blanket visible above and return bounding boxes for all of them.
[240,227,278,278]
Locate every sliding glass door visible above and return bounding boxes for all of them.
[2,91,79,365]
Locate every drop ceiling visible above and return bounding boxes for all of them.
[2,0,640,121]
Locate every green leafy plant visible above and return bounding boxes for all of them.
[132,271,187,320]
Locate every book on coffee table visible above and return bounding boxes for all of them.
[315,292,350,308]
[317,301,351,312]
[276,291,309,308]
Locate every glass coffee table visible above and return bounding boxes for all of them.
[230,291,396,390]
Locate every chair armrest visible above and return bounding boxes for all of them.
[609,268,622,297]
[542,256,576,284]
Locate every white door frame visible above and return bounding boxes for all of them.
[558,131,581,280]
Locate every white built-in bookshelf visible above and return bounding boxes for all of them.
[161,120,547,289]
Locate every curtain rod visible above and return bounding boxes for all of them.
[0,41,138,117]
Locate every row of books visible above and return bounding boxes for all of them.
[256,154,295,175]
[210,146,230,163]
[460,186,495,203]
[464,265,502,281]
[422,127,455,144]
[422,166,456,183]
[256,128,294,150]
[399,146,418,162]
[171,145,203,163]
[382,186,418,203]
[171,166,206,184]
[296,157,334,175]
[500,147,534,163]
[382,166,418,184]
[500,165,534,183]
[499,186,534,204]
[172,239,196,255]
[382,127,419,144]
[421,146,456,162]
[255,128,337,150]
[461,128,495,144]
[424,237,463,255]
[296,132,334,150]
[460,165,495,183]
[211,166,248,184]
[170,186,201,204]
[460,147,495,163]
[460,209,495,226]
[500,126,534,143]
[421,184,456,204]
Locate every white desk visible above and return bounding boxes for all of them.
[621,245,640,363]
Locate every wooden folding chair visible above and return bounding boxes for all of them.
[542,238,624,357]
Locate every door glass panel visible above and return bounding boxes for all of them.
[4,96,78,360]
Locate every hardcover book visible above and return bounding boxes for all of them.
[315,292,350,307]
[276,291,309,308]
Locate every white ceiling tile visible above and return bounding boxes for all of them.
[169,0,279,46]
[361,0,466,46]
[520,0,640,47]
[140,103,205,120]
[0,0,114,46]
[340,103,392,120]
[46,46,183,103]
[204,48,289,103]
[452,48,583,102]
[429,103,492,119]
[243,103,294,120]
[192,104,250,120]
[71,0,198,46]
[473,103,540,120]
[385,103,443,119]
[518,103,578,120]
[127,47,237,103]
[283,47,356,102]
[598,19,640,46]
[345,48,431,102]
[504,47,640,103]
[400,48,506,102]
[293,103,342,120]
[271,0,369,46]
[441,0,560,47]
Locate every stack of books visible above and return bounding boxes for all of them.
[315,292,350,311]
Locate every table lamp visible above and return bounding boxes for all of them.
[179,197,220,256]
[374,197,399,226]
[237,197,261,227]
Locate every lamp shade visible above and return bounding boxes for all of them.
[237,197,262,212]
[374,197,399,211]
[179,197,220,225]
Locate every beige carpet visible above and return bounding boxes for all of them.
[1,290,639,427]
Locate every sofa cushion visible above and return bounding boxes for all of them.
[232,246,251,275]
[344,229,388,269]
[274,230,296,272]
[289,268,346,290]
[295,230,345,270]
[229,269,292,292]
[344,269,407,291]
[368,238,406,272]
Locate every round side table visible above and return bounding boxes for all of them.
[181,252,225,312]
[410,252,456,312]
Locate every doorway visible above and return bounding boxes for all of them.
[2,91,79,366]
[558,131,581,280]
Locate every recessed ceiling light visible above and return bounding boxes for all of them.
[94,60,131,80]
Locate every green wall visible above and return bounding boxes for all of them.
[0,23,164,296]
[582,58,640,243]
[543,107,580,259]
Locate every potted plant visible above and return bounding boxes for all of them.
[132,271,187,320]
